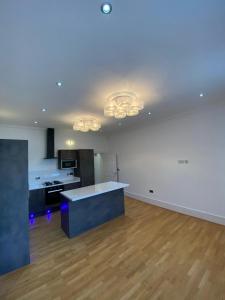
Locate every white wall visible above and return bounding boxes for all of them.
[94,153,104,184]
[94,153,118,184]
[0,125,108,171]
[108,103,225,224]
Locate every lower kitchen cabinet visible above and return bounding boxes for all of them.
[64,182,81,191]
[29,188,46,216]
[29,182,81,216]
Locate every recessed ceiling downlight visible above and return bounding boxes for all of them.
[200,93,204,97]
[42,108,47,112]
[101,3,112,14]
[56,81,62,87]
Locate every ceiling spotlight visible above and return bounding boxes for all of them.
[34,121,38,124]
[56,82,62,87]
[42,108,47,112]
[101,3,112,14]
[148,112,151,115]
[200,93,204,97]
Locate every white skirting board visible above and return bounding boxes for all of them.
[125,192,225,226]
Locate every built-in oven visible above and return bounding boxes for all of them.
[45,184,64,208]
[61,159,77,169]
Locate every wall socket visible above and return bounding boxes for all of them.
[178,160,189,164]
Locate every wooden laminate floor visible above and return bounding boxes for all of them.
[1,197,225,300]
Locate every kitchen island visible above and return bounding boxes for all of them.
[60,181,129,238]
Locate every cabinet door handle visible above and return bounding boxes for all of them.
[47,189,63,194]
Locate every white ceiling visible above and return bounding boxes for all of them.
[0,0,225,132]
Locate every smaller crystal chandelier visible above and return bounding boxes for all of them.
[73,118,101,132]
[104,92,144,119]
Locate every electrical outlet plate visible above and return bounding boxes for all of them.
[178,160,189,164]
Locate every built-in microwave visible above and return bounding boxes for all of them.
[61,159,77,169]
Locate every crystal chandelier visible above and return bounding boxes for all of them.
[73,118,101,132]
[104,92,144,119]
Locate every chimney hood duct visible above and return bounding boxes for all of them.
[45,128,55,159]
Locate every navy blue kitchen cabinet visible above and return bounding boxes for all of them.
[63,182,81,191]
[29,188,46,216]
[29,182,81,216]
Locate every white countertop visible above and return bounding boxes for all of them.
[60,181,129,202]
[29,177,80,191]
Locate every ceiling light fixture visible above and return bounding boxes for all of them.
[104,92,144,119]
[73,118,101,132]
[148,112,151,115]
[56,82,62,87]
[101,3,112,14]
[42,108,47,112]
[200,93,204,97]
[34,121,38,124]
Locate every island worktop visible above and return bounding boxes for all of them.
[60,181,129,202]
[60,181,129,238]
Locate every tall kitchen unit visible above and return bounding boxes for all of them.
[75,149,95,187]
[0,139,30,275]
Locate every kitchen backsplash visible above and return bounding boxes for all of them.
[29,169,74,185]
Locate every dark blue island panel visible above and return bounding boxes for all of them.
[0,139,30,276]
[61,188,125,238]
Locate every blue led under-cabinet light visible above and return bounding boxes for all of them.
[29,213,35,225]
[46,209,52,221]
[60,203,68,211]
